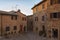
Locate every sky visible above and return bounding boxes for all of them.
[0,0,42,15]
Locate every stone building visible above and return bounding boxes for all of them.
[17,10,27,33]
[27,15,33,32]
[0,10,27,37]
[32,0,60,40]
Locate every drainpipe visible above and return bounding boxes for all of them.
[1,14,2,36]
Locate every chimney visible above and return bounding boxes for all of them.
[17,9,21,12]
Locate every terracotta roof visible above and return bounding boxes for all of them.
[31,0,47,9]
[0,10,18,15]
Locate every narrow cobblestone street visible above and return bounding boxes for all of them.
[0,32,47,40]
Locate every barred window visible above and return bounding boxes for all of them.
[50,12,60,18]
[50,13,58,18]
[6,27,10,31]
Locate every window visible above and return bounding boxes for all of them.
[42,25,45,31]
[11,16,13,20]
[6,27,10,31]
[15,16,17,20]
[22,17,26,21]
[11,16,17,20]
[50,0,57,5]
[42,16,45,21]
[42,4,45,9]
[22,17,24,21]
[52,29,58,38]
[50,13,58,18]
[50,0,54,5]
[14,26,17,30]
[35,17,38,21]
[53,13,57,18]
[18,31,20,33]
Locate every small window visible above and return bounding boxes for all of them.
[42,16,45,21]
[50,0,54,5]
[35,17,38,21]
[11,16,13,20]
[42,25,45,31]
[22,17,24,21]
[18,31,20,33]
[11,16,17,20]
[6,27,10,31]
[14,26,17,30]
[15,16,17,20]
[53,13,57,18]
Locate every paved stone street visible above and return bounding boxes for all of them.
[0,32,47,40]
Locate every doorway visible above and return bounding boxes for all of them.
[20,25,23,32]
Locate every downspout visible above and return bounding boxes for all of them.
[1,14,2,36]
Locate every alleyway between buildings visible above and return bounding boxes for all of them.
[0,32,47,40]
